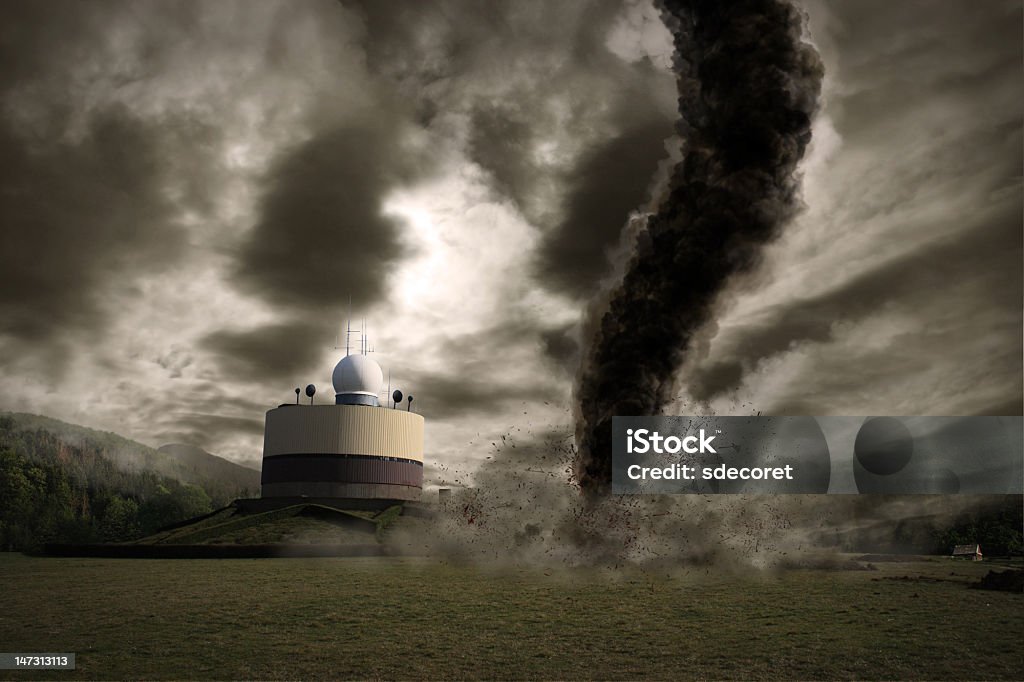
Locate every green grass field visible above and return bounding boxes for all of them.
[0,553,1021,680]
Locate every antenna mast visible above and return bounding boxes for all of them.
[339,300,374,357]
[345,297,352,356]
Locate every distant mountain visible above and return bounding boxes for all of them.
[156,443,261,496]
[0,412,260,505]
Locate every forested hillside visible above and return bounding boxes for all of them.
[0,413,260,550]
[1,413,260,499]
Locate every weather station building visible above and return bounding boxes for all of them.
[260,331,424,504]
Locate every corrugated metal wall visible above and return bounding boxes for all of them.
[263,405,424,460]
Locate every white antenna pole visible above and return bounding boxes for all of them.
[387,370,391,407]
[345,297,352,356]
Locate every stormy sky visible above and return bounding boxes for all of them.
[0,0,1019,479]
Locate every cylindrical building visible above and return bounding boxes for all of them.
[260,353,424,501]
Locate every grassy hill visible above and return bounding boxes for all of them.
[137,503,381,546]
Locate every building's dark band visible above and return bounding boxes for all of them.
[261,453,423,487]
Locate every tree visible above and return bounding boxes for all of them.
[97,495,141,542]
[0,450,35,550]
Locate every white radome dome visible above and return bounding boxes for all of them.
[332,354,384,397]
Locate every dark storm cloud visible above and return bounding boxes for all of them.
[344,0,677,299]
[0,0,229,383]
[441,318,580,382]
[233,119,425,310]
[153,411,266,458]
[465,107,536,217]
[404,371,540,421]
[395,318,572,419]
[439,318,565,360]
[0,2,114,87]
[540,323,580,374]
[0,106,184,343]
[173,413,265,439]
[200,318,334,384]
[465,60,676,300]
[139,384,273,458]
[172,384,272,421]
[808,0,1021,138]
[349,0,623,87]
[533,116,671,297]
[810,0,1023,178]
[687,202,1023,402]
